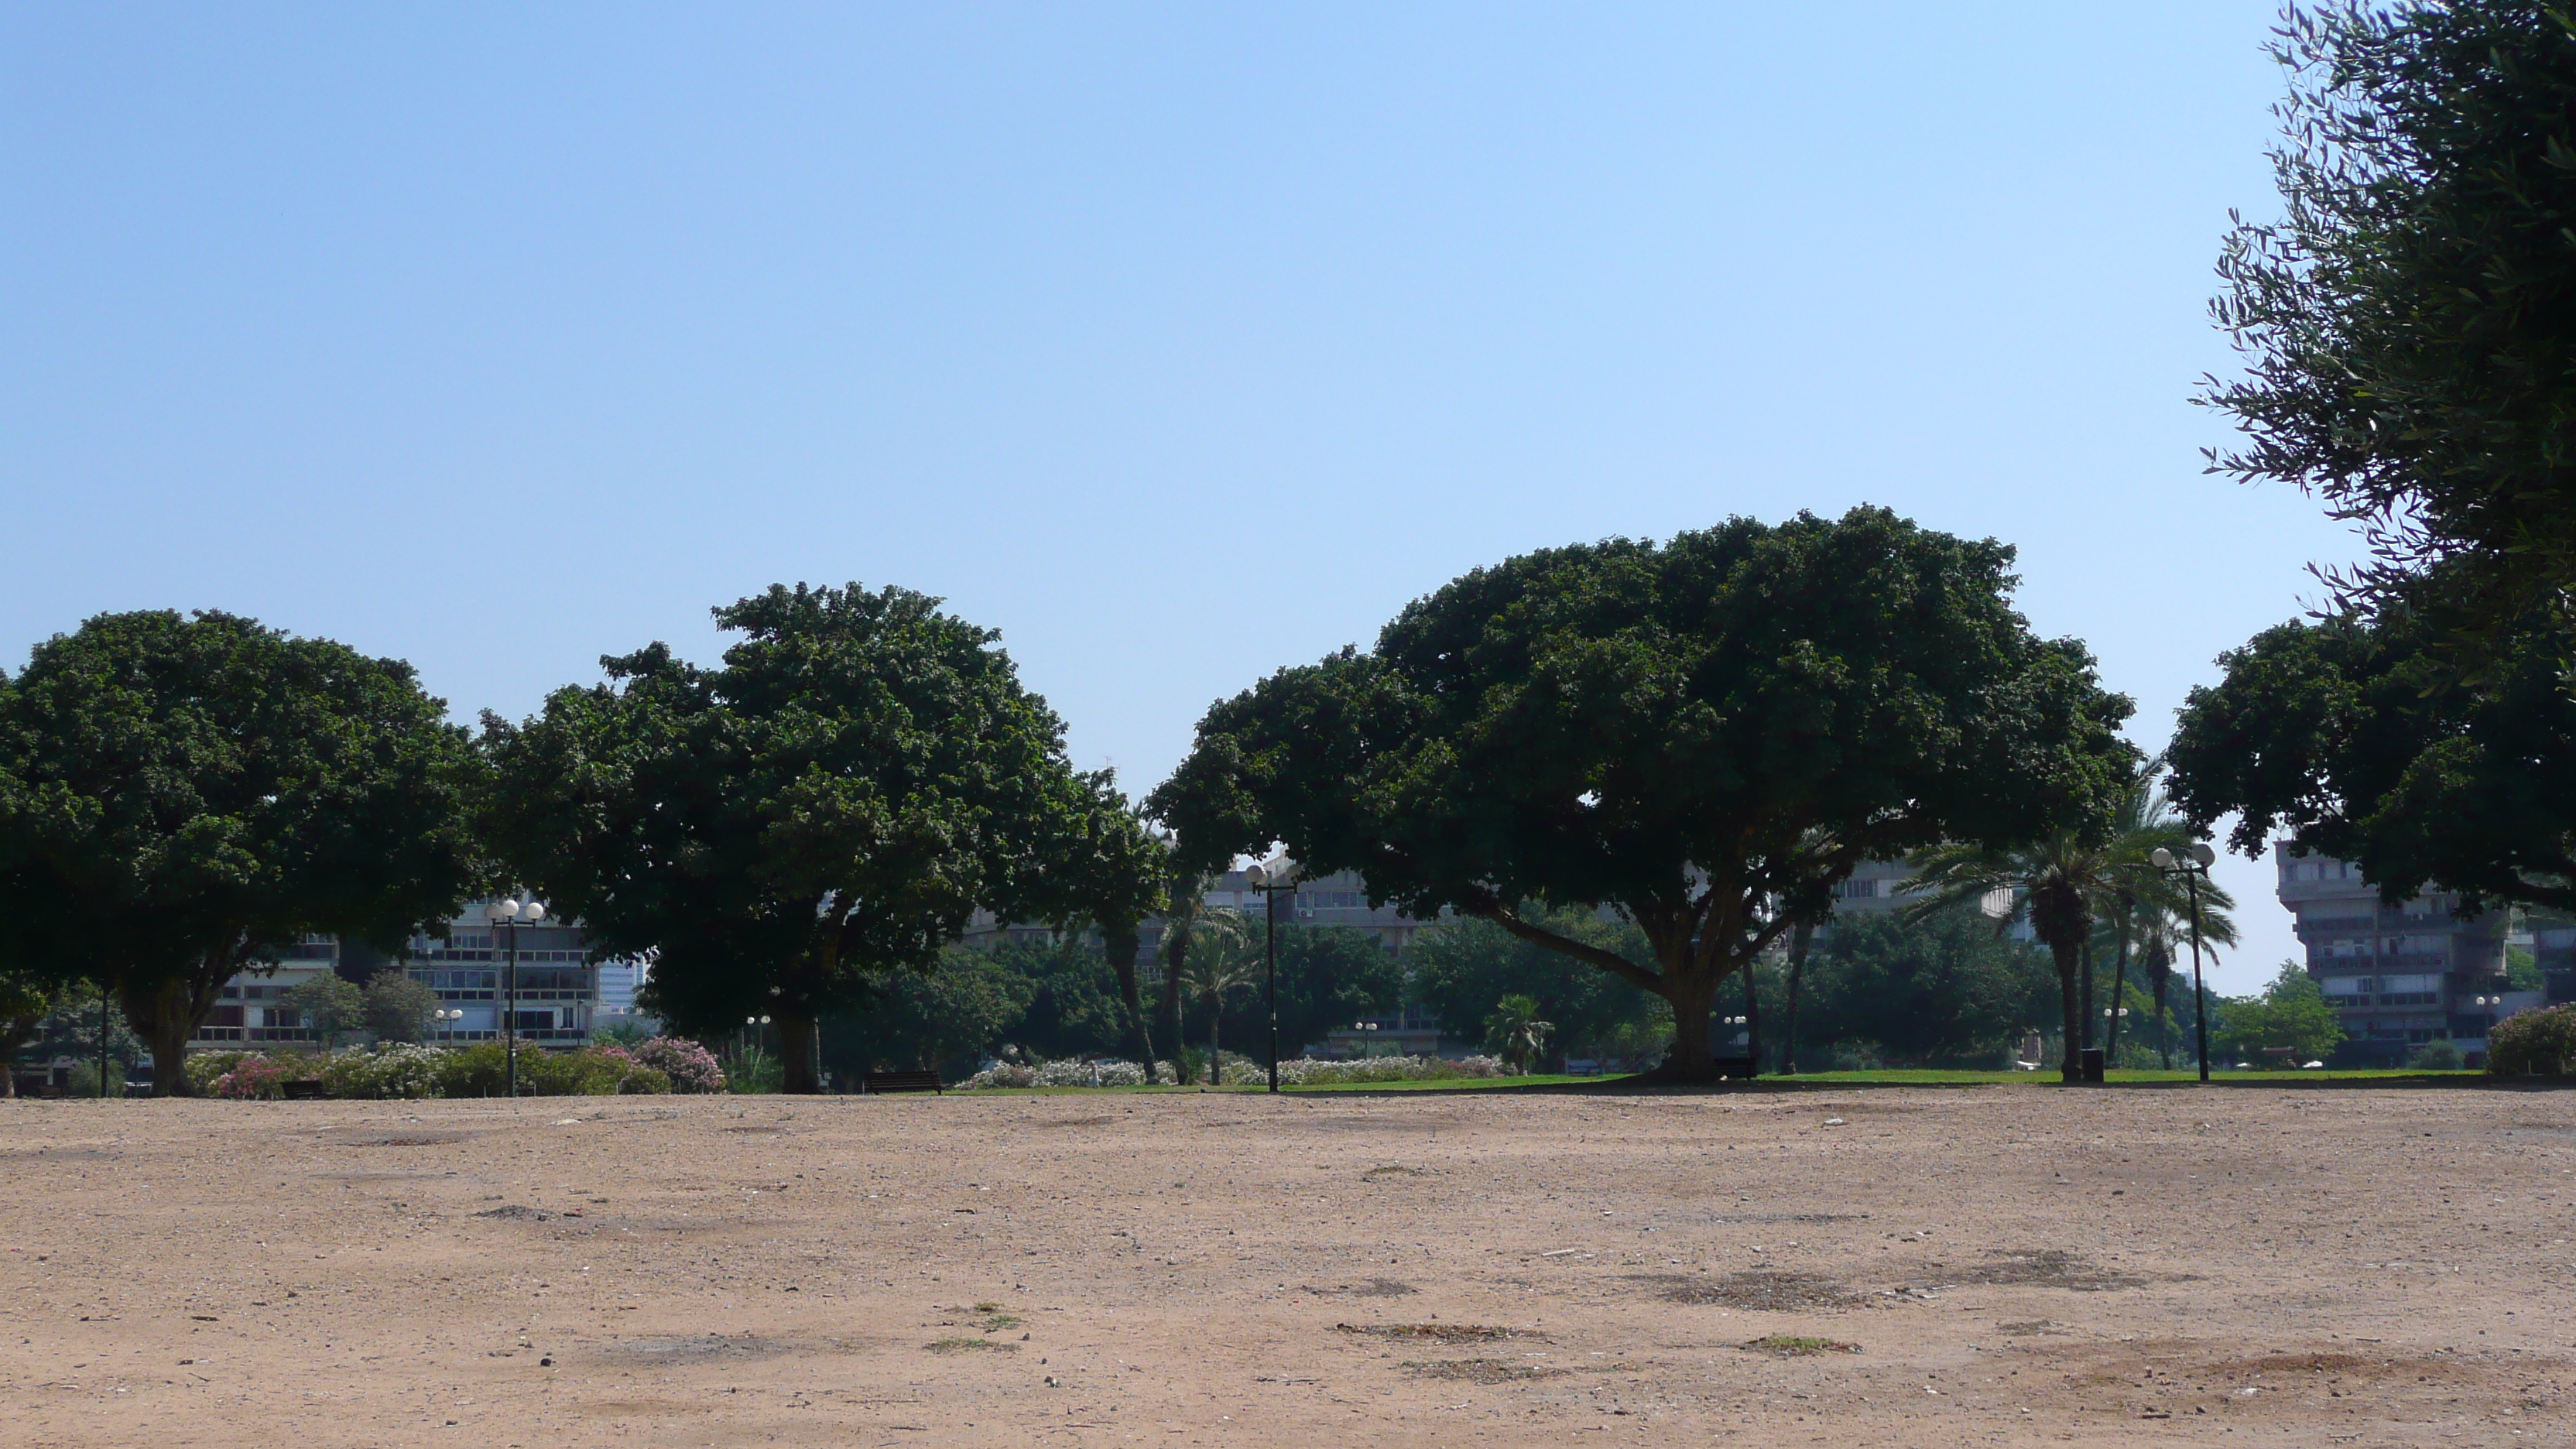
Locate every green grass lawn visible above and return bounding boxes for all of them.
[933,1066,2497,1096]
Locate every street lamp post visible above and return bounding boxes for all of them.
[1241,860,1297,1094]
[433,1007,464,1040]
[98,984,111,1100]
[486,897,546,1097]
[2151,844,2218,1084]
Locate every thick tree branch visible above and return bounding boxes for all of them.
[1464,899,1667,995]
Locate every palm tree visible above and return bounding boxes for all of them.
[1153,875,1242,1084]
[2128,876,2237,1070]
[1902,760,2208,1081]
[1184,913,1258,1082]
[2098,764,2236,1068]
[1484,993,1553,1074]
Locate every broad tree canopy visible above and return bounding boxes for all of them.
[2207,0,2576,659]
[481,583,1089,1093]
[0,610,478,1093]
[1149,508,2134,1077]
[2168,582,2576,914]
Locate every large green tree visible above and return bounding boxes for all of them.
[1148,509,2135,1079]
[1043,786,1170,1077]
[2207,0,2576,665]
[2212,961,2348,1065]
[2170,588,2576,914]
[0,611,479,1094]
[481,583,1089,1094]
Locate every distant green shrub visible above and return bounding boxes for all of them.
[2406,1040,2465,1070]
[720,1045,783,1093]
[2488,1005,2576,1077]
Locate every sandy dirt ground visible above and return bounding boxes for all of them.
[2,1083,2570,1448]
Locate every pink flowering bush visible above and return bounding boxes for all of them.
[629,1036,724,1094]
[208,1056,294,1100]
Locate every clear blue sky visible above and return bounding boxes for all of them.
[2,2,2344,988]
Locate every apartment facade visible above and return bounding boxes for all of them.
[190,901,616,1051]
[2273,846,2531,1067]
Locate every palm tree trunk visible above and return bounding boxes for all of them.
[2080,937,2096,1055]
[2105,906,2132,1067]
[1208,990,1221,1084]
[2052,940,2084,1084]
[2154,954,2173,1070]
[1781,920,1813,1074]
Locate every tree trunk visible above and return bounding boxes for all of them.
[1207,992,1221,1085]
[122,973,211,1098]
[1158,925,1191,1084]
[2080,938,2096,1054]
[0,1012,37,1097]
[2151,951,2173,1070]
[1781,920,1814,1074]
[1104,923,1156,1081]
[2105,910,2132,1067]
[1647,968,1722,1082]
[777,1012,820,1094]
[2051,940,2083,1084]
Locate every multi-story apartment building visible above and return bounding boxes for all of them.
[2273,846,2531,1067]
[190,901,615,1051]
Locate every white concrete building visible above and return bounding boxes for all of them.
[190,900,626,1051]
[2273,847,2533,1067]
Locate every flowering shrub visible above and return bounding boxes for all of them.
[2489,1004,2576,1076]
[209,1056,295,1100]
[186,1051,259,1094]
[307,1045,450,1099]
[959,1061,1036,1089]
[958,1053,1515,1089]
[630,1036,724,1094]
[1033,1058,1149,1088]
[1218,1053,1515,1085]
[957,1057,1171,1089]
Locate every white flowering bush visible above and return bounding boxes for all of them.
[312,1044,450,1099]
[959,1057,1165,1089]
[362,1043,449,1099]
[1278,1053,1515,1084]
[959,1060,1036,1089]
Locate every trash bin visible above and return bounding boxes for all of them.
[2080,1047,2106,1083]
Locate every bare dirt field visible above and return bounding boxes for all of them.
[2,1083,2571,1448]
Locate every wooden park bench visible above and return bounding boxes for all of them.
[858,1070,944,1095]
[281,1080,327,1100]
[1711,1056,1758,1080]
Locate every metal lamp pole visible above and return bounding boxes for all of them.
[487,896,546,1097]
[98,985,111,1099]
[2153,845,2217,1083]
[1242,861,1296,1094]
